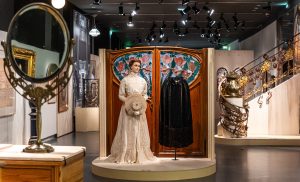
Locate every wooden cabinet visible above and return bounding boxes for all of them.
[106,47,208,157]
[0,145,85,182]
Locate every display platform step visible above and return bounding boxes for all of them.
[215,135,300,146]
[92,157,216,181]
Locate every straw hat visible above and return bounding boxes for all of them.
[125,94,147,116]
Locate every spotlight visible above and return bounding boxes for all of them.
[192,3,200,14]
[182,6,191,14]
[161,21,167,30]
[201,29,205,38]
[159,30,165,38]
[145,34,151,43]
[52,0,65,9]
[118,3,124,15]
[127,15,134,27]
[131,3,140,16]
[182,0,189,6]
[203,5,214,16]
[92,0,101,6]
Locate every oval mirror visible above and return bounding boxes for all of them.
[6,3,70,83]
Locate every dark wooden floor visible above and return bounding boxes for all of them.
[48,132,300,182]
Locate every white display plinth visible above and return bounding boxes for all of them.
[92,157,216,181]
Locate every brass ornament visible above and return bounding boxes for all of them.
[238,75,249,87]
[284,48,294,61]
[260,60,271,73]
[218,72,249,137]
[1,41,74,153]
[221,71,242,97]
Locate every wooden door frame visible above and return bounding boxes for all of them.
[106,47,208,157]
[106,47,157,154]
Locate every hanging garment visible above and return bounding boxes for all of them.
[159,76,193,148]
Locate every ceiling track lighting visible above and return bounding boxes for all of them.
[93,0,102,6]
[131,3,140,16]
[161,21,167,30]
[182,5,191,14]
[127,15,134,27]
[89,15,100,37]
[201,29,206,38]
[192,3,200,14]
[203,5,214,16]
[159,30,165,38]
[119,3,124,15]
[182,0,189,6]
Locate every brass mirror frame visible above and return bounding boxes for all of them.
[1,2,74,153]
[6,2,71,83]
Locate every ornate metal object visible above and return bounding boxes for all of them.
[1,41,74,153]
[221,71,242,97]
[218,71,249,138]
[1,3,73,153]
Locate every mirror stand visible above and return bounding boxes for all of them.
[1,41,73,153]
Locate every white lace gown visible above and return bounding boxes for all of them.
[107,72,156,164]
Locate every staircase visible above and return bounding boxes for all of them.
[238,32,300,102]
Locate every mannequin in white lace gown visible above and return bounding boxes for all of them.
[107,59,156,164]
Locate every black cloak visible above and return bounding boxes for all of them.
[159,76,193,148]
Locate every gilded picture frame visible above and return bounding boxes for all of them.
[12,46,36,77]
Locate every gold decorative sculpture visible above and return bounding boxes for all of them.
[218,71,249,138]
[221,71,242,97]
[1,3,73,153]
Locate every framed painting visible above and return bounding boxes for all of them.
[12,46,36,77]
[0,59,16,117]
[58,71,68,112]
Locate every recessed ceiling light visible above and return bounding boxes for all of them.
[252,9,256,12]
[256,4,261,7]
[254,7,259,10]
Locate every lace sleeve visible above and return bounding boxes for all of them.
[119,78,127,102]
[142,80,148,100]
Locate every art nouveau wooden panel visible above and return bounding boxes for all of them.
[106,47,208,157]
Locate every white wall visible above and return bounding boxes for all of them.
[239,21,277,59]
[0,30,58,144]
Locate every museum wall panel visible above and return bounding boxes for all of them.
[239,21,277,59]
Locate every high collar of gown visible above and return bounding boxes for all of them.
[129,71,139,77]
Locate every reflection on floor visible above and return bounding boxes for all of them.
[48,132,300,182]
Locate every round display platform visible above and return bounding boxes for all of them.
[92,157,216,181]
[215,135,300,146]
